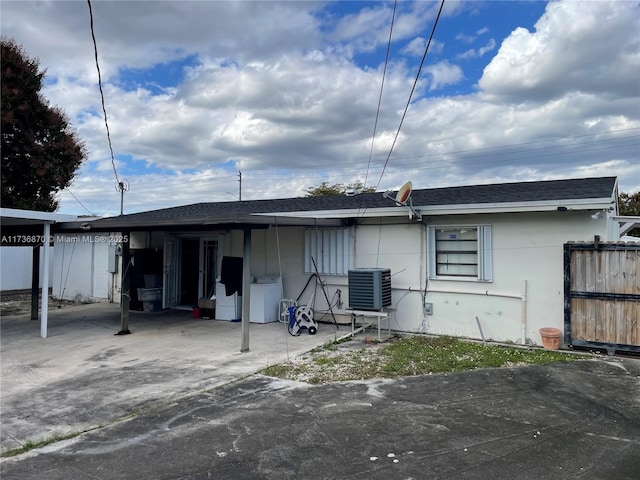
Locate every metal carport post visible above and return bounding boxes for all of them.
[117,230,132,335]
[241,228,251,352]
[39,222,51,338]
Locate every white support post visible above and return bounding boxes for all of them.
[41,222,51,339]
[521,279,527,345]
[240,229,251,352]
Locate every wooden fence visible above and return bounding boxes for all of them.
[564,241,640,354]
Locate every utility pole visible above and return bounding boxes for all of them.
[116,180,130,215]
[238,170,242,201]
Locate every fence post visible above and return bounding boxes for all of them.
[563,243,572,346]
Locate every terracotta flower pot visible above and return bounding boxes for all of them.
[539,327,562,350]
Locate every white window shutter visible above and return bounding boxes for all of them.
[304,228,350,275]
[427,226,436,278]
[479,225,492,281]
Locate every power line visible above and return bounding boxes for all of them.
[106,131,636,192]
[381,141,640,176]
[118,173,239,193]
[166,128,636,180]
[66,189,95,216]
[384,129,640,164]
[375,0,446,190]
[370,134,640,170]
[62,127,635,200]
[234,131,638,179]
[121,137,636,194]
[363,0,397,190]
[87,0,120,186]
[87,0,131,215]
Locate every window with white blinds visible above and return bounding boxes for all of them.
[304,228,350,275]
[428,225,492,281]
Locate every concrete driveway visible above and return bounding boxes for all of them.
[2,358,640,479]
[0,302,341,454]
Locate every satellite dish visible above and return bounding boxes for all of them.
[396,181,412,205]
[383,180,422,221]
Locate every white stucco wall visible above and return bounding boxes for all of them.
[230,227,310,303]
[89,208,607,346]
[223,211,609,346]
[345,210,608,346]
[0,246,54,291]
[225,227,349,319]
[52,234,116,302]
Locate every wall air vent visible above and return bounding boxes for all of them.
[348,268,392,311]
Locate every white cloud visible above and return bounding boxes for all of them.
[455,32,476,44]
[401,37,444,57]
[457,38,496,60]
[424,61,464,90]
[329,3,394,49]
[328,0,453,57]
[402,37,427,57]
[479,1,640,102]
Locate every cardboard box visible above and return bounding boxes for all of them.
[198,298,216,310]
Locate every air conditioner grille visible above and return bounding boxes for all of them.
[348,268,391,310]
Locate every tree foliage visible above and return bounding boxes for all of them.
[618,191,640,237]
[305,181,376,197]
[618,191,640,216]
[1,37,86,211]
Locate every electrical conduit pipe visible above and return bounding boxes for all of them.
[521,279,527,345]
[424,279,528,345]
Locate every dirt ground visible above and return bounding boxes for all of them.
[0,289,88,317]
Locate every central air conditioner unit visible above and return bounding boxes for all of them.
[348,268,392,311]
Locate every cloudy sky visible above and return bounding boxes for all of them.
[2,0,639,216]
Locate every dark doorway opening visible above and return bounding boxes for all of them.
[180,238,200,306]
[130,249,164,311]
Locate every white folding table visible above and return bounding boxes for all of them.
[349,309,391,341]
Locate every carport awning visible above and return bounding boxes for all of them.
[1,208,79,245]
[612,215,640,237]
[1,208,80,339]
[55,214,345,233]
[0,208,78,224]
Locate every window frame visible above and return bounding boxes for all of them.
[428,224,492,282]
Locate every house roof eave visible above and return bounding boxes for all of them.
[414,197,614,216]
[54,214,345,233]
[270,197,615,219]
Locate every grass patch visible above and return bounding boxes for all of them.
[378,336,573,376]
[259,335,584,385]
[0,427,101,458]
[260,363,302,378]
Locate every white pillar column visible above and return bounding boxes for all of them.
[41,222,51,339]
[241,229,251,352]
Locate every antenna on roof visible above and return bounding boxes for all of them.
[115,179,130,216]
[383,181,422,220]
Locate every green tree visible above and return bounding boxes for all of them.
[618,191,640,237]
[305,181,376,197]
[1,38,86,211]
[618,191,640,216]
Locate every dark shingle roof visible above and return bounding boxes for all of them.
[410,176,616,205]
[62,176,616,231]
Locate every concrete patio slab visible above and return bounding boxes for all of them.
[1,303,341,453]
